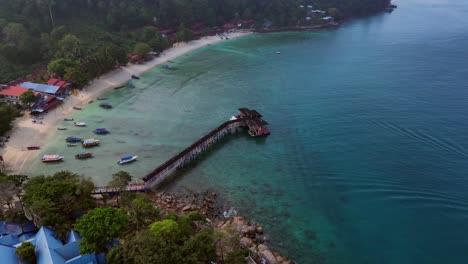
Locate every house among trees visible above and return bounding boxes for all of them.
[0,224,105,264]
[0,86,39,105]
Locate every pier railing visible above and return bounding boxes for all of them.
[143,118,245,188]
[92,108,269,193]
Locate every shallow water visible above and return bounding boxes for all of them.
[28,0,468,262]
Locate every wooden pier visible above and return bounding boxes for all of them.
[92,108,269,193]
[143,108,269,189]
[92,182,147,194]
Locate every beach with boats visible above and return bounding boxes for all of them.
[0,31,250,176]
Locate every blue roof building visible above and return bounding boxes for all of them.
[21,82,65,95]
[0,224,104,264]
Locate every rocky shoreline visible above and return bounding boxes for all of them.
[149,191,295,264]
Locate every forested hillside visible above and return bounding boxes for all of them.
[0,0,391,84]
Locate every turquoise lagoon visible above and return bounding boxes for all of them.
[27,0,468,263]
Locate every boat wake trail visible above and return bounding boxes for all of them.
[363,119,468,159]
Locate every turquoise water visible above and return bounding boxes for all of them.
[28,0,468,262]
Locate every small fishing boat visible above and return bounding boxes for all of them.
[162,64,176,70]
[131,75,140,79]
[82,139,100,148]
[118,155,138,165]
[64,117,74,121]
[74,122,86,127]
[97,97,107,100]
[57,127,67,130]
[229,116,237,121]
[75,152,93,159]
[27,146,40,150]
[41,155,64,162]
[99,103,112,109]
[276,51,281,54]
[94,128,110,134]
[73,106,82,110]
[67,143,78,147]
[66,136,82,142]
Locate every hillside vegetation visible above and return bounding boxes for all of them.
[0,0,391,84]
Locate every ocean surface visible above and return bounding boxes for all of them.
[27,0,468,263]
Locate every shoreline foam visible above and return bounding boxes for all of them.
[0,31,251,174]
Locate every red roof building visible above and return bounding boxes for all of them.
[0,86,39,104]
[223,23,237,30]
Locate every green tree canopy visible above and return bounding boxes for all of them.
[133,42,151,57]
[125,195,160,231]
[16,241,36,263]
[22,171,95,239]
[0,103,21,136]
[20,90,36,106]
[48,58,78,78]
[109,212,216,264]
[109,171,132,190]
[75,207,128,254]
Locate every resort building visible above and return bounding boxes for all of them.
[0,86,39,105]
[20,82,67,96]
[0,222,105,264]
[31,95,63,114]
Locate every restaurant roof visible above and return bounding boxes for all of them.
[0,86,38,97]
[21,82,61,94]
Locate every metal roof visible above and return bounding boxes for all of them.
[21,82,61,94]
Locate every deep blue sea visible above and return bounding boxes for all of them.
[30,0,468,262]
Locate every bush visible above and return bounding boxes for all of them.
[16,242,36,263]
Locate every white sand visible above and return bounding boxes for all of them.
[0,31,251,174]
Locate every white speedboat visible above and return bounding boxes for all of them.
[74,122,86,127]
[41,155,64,162]
[118,155,138,165]
[229,116,237,121]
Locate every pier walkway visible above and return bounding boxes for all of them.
[92,182,146,194]
[143,108,269,188]
[92,108,269,194]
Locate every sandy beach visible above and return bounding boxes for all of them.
[0,31,251,174]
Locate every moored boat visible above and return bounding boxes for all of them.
[118,155,138,165]
[66,136,82,142]
[99,103,113,109]
[73,106,82,110]
[32,120,43,124]
[64,117,74,121]
[67,143,78,147]
[74,122,86,127]
[57,127,67,130]
[41,155,64,162]
[94,128,109,134]
[82,139,100,148]
[131,75,140,79]
[75,152,93,159]
[27,146,40,150]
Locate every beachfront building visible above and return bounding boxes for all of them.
[0,222,104,264]
[20,82,66,97]
[0,86,40,105]
[47,78,72,92]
